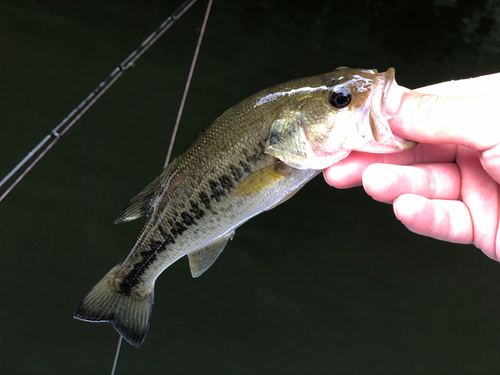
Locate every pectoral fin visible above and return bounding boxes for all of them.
[231,163,288,197]
[188,231,234,278]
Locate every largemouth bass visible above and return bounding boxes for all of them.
[74,67,416,347]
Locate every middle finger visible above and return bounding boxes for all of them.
[362,163,461,203]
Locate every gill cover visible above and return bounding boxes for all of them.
[265,98,352,170]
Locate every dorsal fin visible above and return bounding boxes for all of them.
[114,164,176,224]
[188,231,234,278]
[114,177,159,224]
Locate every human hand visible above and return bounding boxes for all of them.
[324,72,500,260]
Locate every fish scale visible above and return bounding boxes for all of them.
[74,67,416,347]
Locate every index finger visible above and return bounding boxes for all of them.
[386,75,500,151]
[323,143,456,188]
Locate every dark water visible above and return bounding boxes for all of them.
[1,0,500,373]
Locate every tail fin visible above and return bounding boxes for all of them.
[74,266,154,348]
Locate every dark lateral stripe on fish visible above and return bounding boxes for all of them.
[241,149,253,163]
[198,191,212,210]
[239,160,252,174]
[181,211,196,226]
[219,174,235,191]
[159,226,176,245]
[208,179,226,202]
[118,160,255,295]
[207,144,266,202]
[118,200,207,294]
[171,221,188,237]
[229,165,244,180]
[120,244,162,294]
[188,201,205,220]
[208,173,237,202]
[242,147,262,164]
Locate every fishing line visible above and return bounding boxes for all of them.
[0,0,198,203]
[110,336,123,375]
[165,0,213,167]
[111,0,213,373]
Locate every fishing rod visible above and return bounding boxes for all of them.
[3,1,212,372]
[0,0,198,203]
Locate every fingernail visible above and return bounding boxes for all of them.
[393,196,400,220]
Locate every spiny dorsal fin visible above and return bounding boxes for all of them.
[188,231,234,278]
[114,164,178,224]
[114,177,160,224]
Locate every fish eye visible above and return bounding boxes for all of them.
[329,90,351,109]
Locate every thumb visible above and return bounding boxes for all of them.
[385,80,500,151]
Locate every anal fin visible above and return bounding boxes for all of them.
[188,231,234,278]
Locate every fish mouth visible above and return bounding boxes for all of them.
[358,68,417,152]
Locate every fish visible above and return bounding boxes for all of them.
[74,67,416,347]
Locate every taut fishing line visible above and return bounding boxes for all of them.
[110,1,213,374]
[165,0,213,167]
[0,0,198,203]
